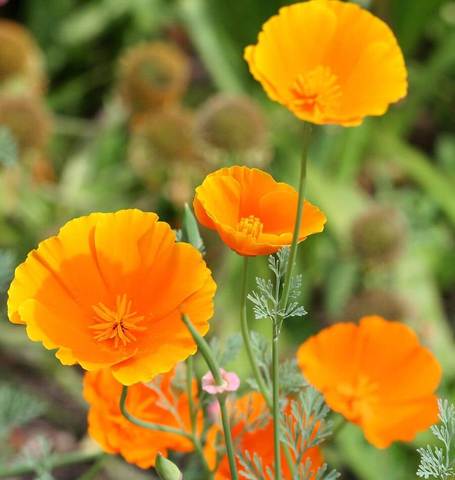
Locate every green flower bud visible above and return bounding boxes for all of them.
[155,454,183,480]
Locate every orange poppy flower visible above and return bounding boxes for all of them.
[296,315,441,448]
[205,392,323,479]
[7,209,216,385]
[84,366,202,468]
[193,166,326,256]
[244,0,407,126]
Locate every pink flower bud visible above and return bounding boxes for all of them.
[202,369,240,395]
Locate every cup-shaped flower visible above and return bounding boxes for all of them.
[204,392,323,479]
[201,368,240,395]
[245,0,407,126]
[7,209,216,385]
[296,315,442,448]
[84,367,202,468]
[193,166,326,256]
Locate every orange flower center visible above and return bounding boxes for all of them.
[290,66,341,116]
[89,294,146,349]
[237,215,263,239]
[337,375,378,421]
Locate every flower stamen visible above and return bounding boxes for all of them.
[237,215,263,239]
[90,294,146,348]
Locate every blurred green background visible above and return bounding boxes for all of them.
[0,0,454,478]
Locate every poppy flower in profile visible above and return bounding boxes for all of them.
[204,392,323,479]
[245,0,407,126]
[296,315,441,448]
[193,166,326,256]
[84,366,202,468]
[8,209,216,385]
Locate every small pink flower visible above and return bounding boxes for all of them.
[202,369,240,395]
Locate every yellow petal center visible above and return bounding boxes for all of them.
[90,294,146,349]
[237,215,263,239]
[290,66,341,116]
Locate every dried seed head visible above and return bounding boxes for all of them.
[118,42,190,114]
[342,289,410,323]
[351,206,407,265]
[0,19,46,93]
[196,94,267,154]
[129,108,196,167]
[0,95,52,154]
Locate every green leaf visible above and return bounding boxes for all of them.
[181,203,205,254]
[0,384,47,440]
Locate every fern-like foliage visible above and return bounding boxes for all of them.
[0,384,47,441]
[247,248,306,333]
[17,435,55,480]
[417,399,455,479]
[210,333,243,367]
[281,387,340,480]
[238,386,339,480]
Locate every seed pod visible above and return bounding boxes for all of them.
[196,94,267,154]
[0,19,46,93]
[128,108,200,193]
[0,95,52,155]
[351,206,407,266]
[342,289,410,323]
[118,42,190,114]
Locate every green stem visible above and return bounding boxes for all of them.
[181,314,239,480]
[120,385,212,478]
[273,122,312,479]
[186,356,198,436]
[240,256,272,408]
[0,451,101,478]
[279,122,312,310]
[241,259,296,477]
[178,0,244,93]
[272,321,281,480]
[77,455,107,480]
[120,387,193,439]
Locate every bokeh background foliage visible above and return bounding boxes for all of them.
[0,0,454,479]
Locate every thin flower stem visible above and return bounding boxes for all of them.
[272,321,281,480]
[120,387,193,439]
[240,256,272,409]
[0,451,102,478]
[120,385,213,478]
[273,122,312,480]
[186,356,198,435]
[181,314,239,480]
[241,259,296,477]
[77,455,108,480]
[279,122,312,311]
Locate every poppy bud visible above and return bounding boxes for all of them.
[155,454,183,480]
